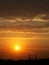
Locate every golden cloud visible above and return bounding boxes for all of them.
[33,14,49,22]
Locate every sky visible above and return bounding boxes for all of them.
[0,0,49,60]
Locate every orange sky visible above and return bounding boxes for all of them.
[0,0,49,60]
[0,32,49,60]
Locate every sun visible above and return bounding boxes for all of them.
[14,46,20,51]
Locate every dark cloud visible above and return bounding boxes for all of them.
[0,21,49,33]
[41,15,49,20]
[0,0,49,33]
[0,0,49,17]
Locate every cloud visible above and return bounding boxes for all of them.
[0,14,49,23]
[33,14,49,22]
[0,13,49,33]
[0,21,49,33]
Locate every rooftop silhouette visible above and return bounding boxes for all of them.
[0,58,49,65]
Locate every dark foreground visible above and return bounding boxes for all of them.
[0,59,49,65]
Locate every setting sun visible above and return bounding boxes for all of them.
[14,46,20,51]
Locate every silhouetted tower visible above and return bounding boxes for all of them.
[35,54,37,60]
[28,54,31,60]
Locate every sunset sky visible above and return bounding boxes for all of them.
[0,0,49,60]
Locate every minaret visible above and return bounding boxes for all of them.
[35,54,37,60]
[29,54,31,60]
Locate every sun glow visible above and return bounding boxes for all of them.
[14,46,20,51]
